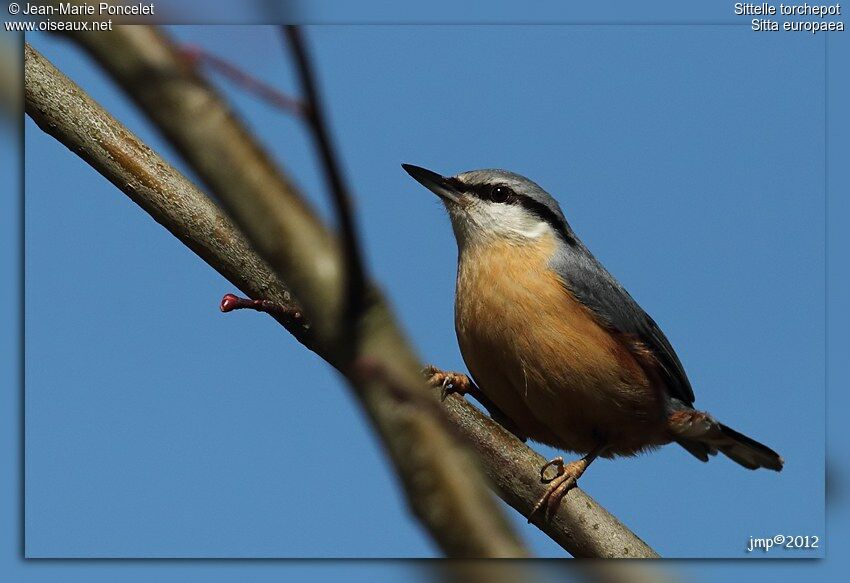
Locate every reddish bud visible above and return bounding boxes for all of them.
[220,293,242,313]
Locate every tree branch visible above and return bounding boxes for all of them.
[29,31,660,558]
[24,40,526,559]
[67,25,344,350]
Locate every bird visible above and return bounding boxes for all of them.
[402,163,783,520]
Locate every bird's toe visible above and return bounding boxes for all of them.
[422,365,472,401]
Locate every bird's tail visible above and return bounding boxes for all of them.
[670,409,784,472]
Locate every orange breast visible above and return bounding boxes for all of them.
[454,234,668,455]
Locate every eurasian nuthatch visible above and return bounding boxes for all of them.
[403,164,783,519]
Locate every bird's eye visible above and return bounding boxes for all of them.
[489,186,511,203]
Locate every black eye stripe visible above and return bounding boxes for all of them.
[445,177,466,191]
[465,182,576,246]
[466,183,515,202]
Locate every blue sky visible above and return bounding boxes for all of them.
[20,24,825,560]
[4,7,850,583]
[1,1,847,577]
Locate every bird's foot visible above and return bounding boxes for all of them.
[422,365,473,401]
[528,456,589,523]
[423,365,528,442]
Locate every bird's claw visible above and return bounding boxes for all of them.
[422,365,471,402]
[528,457,583,523]
[539,456,564,483]
[439,377,454,401]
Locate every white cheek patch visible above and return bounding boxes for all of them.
[449,200,553,247]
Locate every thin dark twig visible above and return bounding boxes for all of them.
[282,25,367,338]
[181,44,307,117]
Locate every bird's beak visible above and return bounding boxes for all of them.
[402,164,461,204]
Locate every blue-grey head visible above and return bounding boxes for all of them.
[402,164,578,251]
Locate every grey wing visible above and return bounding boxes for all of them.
[551,247,696,406]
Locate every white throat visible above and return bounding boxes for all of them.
[447,200,553,250]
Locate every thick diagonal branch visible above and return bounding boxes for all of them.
[28,33,659,558]
[24,41,527,559]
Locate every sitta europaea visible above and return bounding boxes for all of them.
[403,164,783,519]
